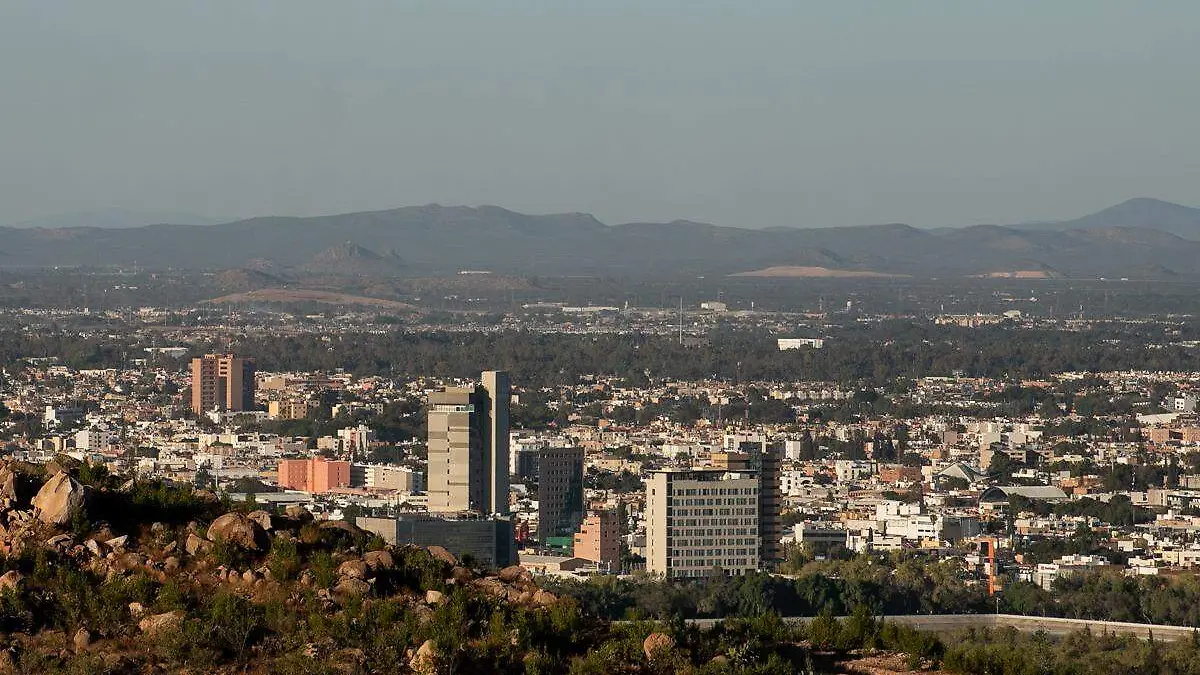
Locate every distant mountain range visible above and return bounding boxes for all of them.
[2,198,1199,279]
[4,208,230,229]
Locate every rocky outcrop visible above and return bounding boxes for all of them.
[207,512,268,551]
[246,510,273,532]
[318,520,361,535]
[73,628,91,653]
[336,559,368,580]
[0,465,18,510]
[364,549,394,571]
[31,472,88,526]
[284,504,313,522]
[184,532,211,556]
[333,577,370,597]
[426,545,457,566]
[409,639,437,675]
[498,565,532,585]
[138,611,184,636]
[0,570,23,592]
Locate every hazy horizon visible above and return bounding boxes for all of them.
[2,1,1197,229]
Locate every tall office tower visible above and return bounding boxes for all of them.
[427,371,511,515]
[536,446,585,543]
[190,354,255,415]
[482,370,510,515]
[645,469,761,578]
[715,433,784,565]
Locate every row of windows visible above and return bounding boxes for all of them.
[668,526,756,536]
[668,497,754,507]
[671,487,757,497]
[667,540,758,551]
[668,558,754,568]
[668,508,756,518]
[672,568,754,578]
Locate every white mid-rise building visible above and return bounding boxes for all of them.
[645,469,760,578]
[74,427,114,452]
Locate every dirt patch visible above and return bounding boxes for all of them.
[974,270,1060,279]
[730,266,905,278]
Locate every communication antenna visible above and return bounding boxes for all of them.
[678,297,684,345]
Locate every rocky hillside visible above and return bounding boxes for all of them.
[0,456,854,674]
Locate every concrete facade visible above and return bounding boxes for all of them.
[645,469,760,578]
[426,370,511,515]
[190,354,255,415]
[537,446,585,542]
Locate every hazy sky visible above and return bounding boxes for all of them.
[1,1,1197,228]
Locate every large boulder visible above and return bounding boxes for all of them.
[363,549,394,571]
[184,533,211,556]
[643,633,675,661]
[284,504,313,522]
[207,512,269,551]
[73,628,91,653]
[426,546,457,566]
[498,565,532,585]
[139,611,184,636]
[31,472,88,526]
[246,510,273,532]
[0,570,23,592]
[333,577,371,598]
[409,639,437,675]
[449,566,473,585]
[319,519,362,535]
[337,559,368,580]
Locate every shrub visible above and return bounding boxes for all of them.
[309,551,337,588]
[268,536,301,581]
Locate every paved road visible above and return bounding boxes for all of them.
[679,614,1199,642]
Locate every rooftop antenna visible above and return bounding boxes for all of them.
[678,297,684,345]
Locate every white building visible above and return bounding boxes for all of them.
[1171,395,1198,413]
[337,424,376,457]
[357,464,425,492]
[784,439,806,461]
[74,427,114,452]
[645,469,760,578]
[1032,554,1113,590]
[778,338,825,350]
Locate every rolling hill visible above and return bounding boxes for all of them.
[1,199,1199,279]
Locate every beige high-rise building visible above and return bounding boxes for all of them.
[426,371,510,515]
[190,354,255,415]
[645,469,760,578]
